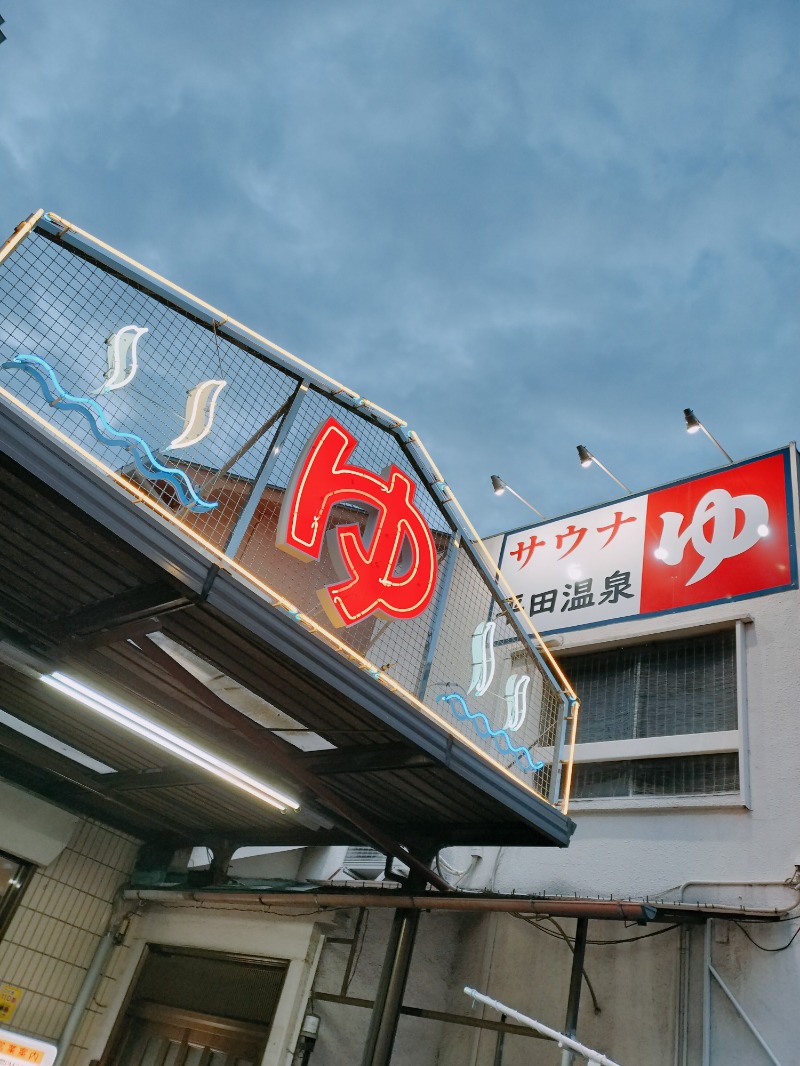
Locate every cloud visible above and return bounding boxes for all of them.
[0,0,798,529]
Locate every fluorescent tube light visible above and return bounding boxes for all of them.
[42,672,298,812]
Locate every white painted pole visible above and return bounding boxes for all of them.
[464,987,623,1066]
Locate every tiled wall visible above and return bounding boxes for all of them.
[0,818,139,1061]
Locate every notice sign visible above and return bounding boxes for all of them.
[496,450,796,635]
[0,1030,56,1066]
[0,987,22,1025]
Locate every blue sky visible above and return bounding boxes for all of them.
[1,1,798,535]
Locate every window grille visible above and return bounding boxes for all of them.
[563,630,739,799]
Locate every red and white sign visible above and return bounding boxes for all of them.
[496,451,796,634]
[276,416,438,628]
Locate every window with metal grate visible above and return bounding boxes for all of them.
[562,630,740,800]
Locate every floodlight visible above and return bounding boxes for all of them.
[575,445,631,493]
[489,476,545,518]
[683,407,733,463]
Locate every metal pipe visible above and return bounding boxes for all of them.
[314,991,545,1039]
[465,987,622,1066]
[493,1015,506,1066]
[672,878,800,915]
[561,917,588,1066]
[702,913,786,1066]
[416,531,461,700]
[55,928,118,1063]
[708,961,784,1066]
[360,907,421,1066]
[673,924,690,1066]
[0,209,44,267]
[702,920,712,1066]
[122,889,655,921]
[681,927,690,1066]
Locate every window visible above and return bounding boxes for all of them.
[0,850,34,941]
[562,628,743,802]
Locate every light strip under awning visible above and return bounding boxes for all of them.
[42,672,299,813]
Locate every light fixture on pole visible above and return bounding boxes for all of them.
[683,408,733,464]
[490,475,546,519]
[575,446,631,493]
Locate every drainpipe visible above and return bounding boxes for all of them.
[673,924,690,1066]
[702,921,712,1066]
[55,922,123,1064]
[56,931,116,1061]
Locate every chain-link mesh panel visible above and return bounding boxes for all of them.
[0,222,571,802]
[422,545,562,800]
[231,385,454,679]
[0,230,298,548]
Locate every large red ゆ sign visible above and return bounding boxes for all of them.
[276,416,439,628]
[493,449,797,635]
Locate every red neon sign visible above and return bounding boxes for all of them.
[276,417,438,628]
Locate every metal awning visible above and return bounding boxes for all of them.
[0,396,574,879]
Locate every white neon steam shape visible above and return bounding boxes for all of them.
[92,325,148,394]
[169,379,227,449]
[468,620,496,697]
[503,674,529,733]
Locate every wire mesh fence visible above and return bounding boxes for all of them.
[0,215,574,804]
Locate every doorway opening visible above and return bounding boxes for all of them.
[104,944,289,1066]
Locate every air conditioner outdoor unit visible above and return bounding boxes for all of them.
[343,846,409,880]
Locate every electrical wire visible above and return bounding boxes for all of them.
[513,914,601,1014]
[345,907,370,993]
[734,921,800,952]
[515,913,680,946]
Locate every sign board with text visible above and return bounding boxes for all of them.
[0,1030,56,1066]
[493,449,797,635]
[0,987,22,1026]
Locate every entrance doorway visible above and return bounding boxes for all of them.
[104,945,289,1066]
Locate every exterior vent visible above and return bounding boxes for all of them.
[343,846,386,879]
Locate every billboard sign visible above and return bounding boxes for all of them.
[494,449,797,635]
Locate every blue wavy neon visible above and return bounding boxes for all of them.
[436,693,545,773]
[3,355,217,513]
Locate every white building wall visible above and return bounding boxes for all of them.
[436,574,800,1064]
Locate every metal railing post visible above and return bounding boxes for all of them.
[223,379,309,557]
[416,531,461,700]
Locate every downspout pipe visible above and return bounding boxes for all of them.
[55,926,119,1063]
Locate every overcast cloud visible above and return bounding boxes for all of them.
[1,1,798,533]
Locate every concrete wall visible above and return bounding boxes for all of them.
[310,907,466,1066]
[455,588,800,899]
[435,580,800,1064]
